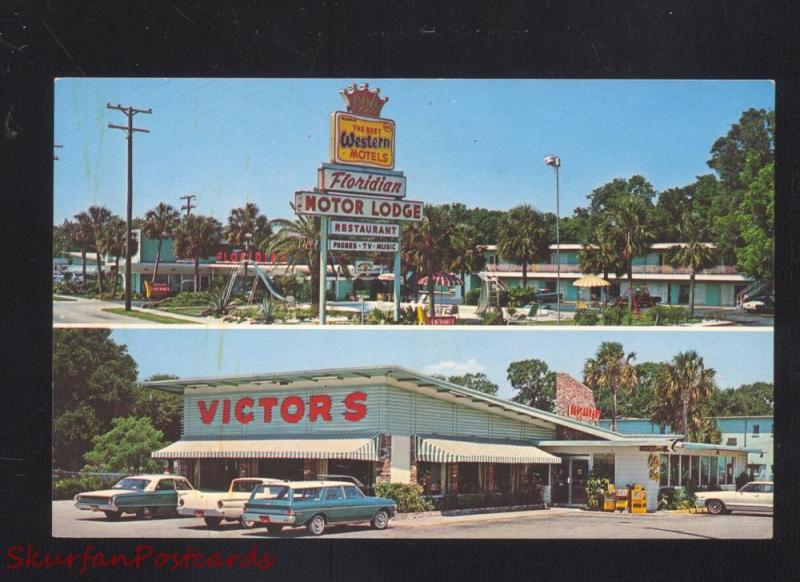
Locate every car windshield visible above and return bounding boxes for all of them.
[252,485,289,500]
[113,478,150,491]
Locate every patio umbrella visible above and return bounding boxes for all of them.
[573,275,610,288]
[417,272,463,286]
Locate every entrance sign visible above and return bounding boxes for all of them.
[319,164,406,198]
[331,112,395,169]
[329,240,399,253]
[295,190,423,222]
[330,220,399,238]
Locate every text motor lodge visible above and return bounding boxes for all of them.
[197,392,367,425]
[296,191,423,221]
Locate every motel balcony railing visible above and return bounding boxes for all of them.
[485,263,741,275]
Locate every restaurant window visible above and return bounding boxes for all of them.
[592,454,615,481]
[417,462,445,495]
[717,456,726,485]
[726,457,734,485]
[691,456,700,486]
[726,437,737,446]
[526,464,551,487]
[700,457,710,486]
[669,454,679,486]
[493,464,511,493]
[709,457,719,487]
[659,454,669,487]
[680,455,690,486]
[459,464,482,494]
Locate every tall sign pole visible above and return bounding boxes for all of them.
[319,216,329,324]
[545,154,561,325]
[393,225,402,322]
[108,103,151,311]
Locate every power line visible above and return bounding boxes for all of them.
[180,194,197,217]
[107,102,152,311]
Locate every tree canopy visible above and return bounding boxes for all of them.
[442,372,499,395]
[83,416,168,474]
[507,359,556,411]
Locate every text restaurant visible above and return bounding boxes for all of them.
[144,367,755,512]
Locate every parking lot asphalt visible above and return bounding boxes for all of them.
[53,501,771,540]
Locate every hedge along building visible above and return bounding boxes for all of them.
[144,366,754,512]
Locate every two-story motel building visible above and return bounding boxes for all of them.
[144,366,754,512]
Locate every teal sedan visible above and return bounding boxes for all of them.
[73,474,195,520]
[241,480,397,536]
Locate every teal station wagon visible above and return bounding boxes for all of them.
[73,474,194,520]
[241,480,397,536]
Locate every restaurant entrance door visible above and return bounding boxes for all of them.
[552,456,589,506]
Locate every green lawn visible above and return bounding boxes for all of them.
[156,306,209,317]
[53,296,78,302]
[102,308,199,324]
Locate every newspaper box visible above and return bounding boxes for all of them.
[603,484,617,512]
[615,488,630,512]
[630,484,647,514]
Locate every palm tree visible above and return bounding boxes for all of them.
[666,216,716,318]
[143,203,181,282]
[85,206,113,294]
[583,341,638,432]
[224,203,271,249]
[607,195,654,310]
[173,214,222,292]
[652,351,716,440]
[266,209,321,303]
[73,211,95,284]
[402,204,456,317]
[449,224,486,300]
[578,221,625,304]
[102,217,135,296]
[496,204,549,289]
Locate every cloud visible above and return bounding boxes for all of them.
[423,358,485,378]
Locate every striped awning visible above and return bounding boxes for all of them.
[416,436,561,464]
[152,434,380,460]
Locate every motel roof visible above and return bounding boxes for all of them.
[142,365,661,442]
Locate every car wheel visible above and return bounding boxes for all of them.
[138,507,156,520]
[266,525,284,535]
[306,514,326,536]
[371,510,389,530]
[103,510,122,521]
[706,499,725,515]
[240,516,257,529]
[204,517,223,529]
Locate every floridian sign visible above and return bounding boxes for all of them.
[319,164,406,198]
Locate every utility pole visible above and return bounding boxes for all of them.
[107,103,151,311]
[53,144,63,160]
[180,194,197,217]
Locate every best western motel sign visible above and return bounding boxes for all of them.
[294,83,422,324]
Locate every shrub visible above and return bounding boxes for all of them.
[601,305,625,325]
[481,308,505,326]
[574,308,600,326]
[52,475,105,500]
[374,482,433,513]
[508,286,537,307]
[430,487,543,511]
[585,475,610,509]
[645,305,692,325]
[465,288,481,305]
[657,486,697,510]
[366,308,392,325]
[258,299,275,324]
[735,471,750,490]
[527,303,539,317]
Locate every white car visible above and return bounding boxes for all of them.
[696,481,773,515]
[177,477,288,528]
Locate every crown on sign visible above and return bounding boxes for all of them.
[338,83,389,118]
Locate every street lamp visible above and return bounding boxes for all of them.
[544,154,561,324]
[244,232,253,281]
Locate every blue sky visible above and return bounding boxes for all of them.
[54,79,774,226]
[111,329,772,399]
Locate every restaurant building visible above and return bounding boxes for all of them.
[144,366,753,512]
[468,243,754,307]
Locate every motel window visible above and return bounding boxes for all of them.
[752,424,760,436]
[726,437,738,446]
[659,454,669,487]
[669,454,679,486]
[678,284,690,304]
[700,457,710,486]
[592,454,615,481]
[680,455,690,486]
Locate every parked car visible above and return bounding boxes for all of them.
[73,474,194,520]
[742,298,773,313]
[696,481,773,515]
[242,480,397,536]
[178,477,288,529]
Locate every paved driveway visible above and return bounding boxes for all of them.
[53,501,771,540]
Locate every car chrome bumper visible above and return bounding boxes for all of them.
[74,500,118,512]
[242,511,295,525]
